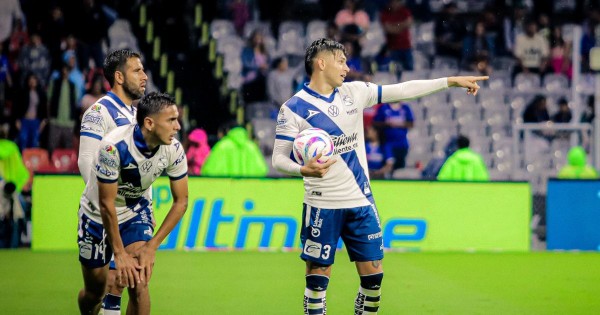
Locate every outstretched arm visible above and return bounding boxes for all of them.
[380,76,489,103]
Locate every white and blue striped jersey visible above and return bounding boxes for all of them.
[79,124,187,224]
[80,91,137,142]
[275,82,381,209]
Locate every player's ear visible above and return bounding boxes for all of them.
[114,70,124,85]
[143,116,154,132]
[316,57,326,71]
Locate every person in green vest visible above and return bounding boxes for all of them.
[202,124,268,177]
[557,146,598,179]
[0,136,29,193]
[437,134,489,181]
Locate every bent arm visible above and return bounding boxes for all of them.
[147,176,189,250]
[272,138,302,176]
[98,181,126,255]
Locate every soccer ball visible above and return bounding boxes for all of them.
[292,128,335,165]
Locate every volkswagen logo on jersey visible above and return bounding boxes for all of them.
[327,105,339,117]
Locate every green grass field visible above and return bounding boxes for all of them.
[1,250,599,314]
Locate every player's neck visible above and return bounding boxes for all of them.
[111,88,133,106]
[307,78,335,96]
[140,128,159,152]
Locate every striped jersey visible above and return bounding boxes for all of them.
[79,124,187,224]
[80,91,137,143]
[275,81,381,209]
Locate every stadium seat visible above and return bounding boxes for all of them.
[216,35,244,57]
[415,22,435,57]
[432,56,459,70]
[210,19,236,40]
[51,148,78,173]
[306,20,327,46]
[371,71,397,85]
[400,69,430,82]
[108,19,140,52]
[412,51,431,70]
[243,21,272,39]
[251,118,277,155]
[542,73,570,94]
[486,71,511,90]
[514,72,541,92]
[22,148,53,172]
[361,21,385,58]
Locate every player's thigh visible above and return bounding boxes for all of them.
[120,208,154,252]
[341,204,384,265]
[300,204,344,267]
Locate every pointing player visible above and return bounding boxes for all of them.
[77,49,147,314]
[77,92,188,315]
[272,38,488,314]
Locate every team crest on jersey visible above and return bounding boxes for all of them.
[104,144,116,155]
[327,105,339,117]
[342,95,354,106]
[140,160,153,173]
[91,104,102,112]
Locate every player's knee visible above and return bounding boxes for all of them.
[306,274,330,292]
[360,272,383,290]
[128,282,149,302]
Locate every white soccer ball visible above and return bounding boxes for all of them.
[293,128,335,165]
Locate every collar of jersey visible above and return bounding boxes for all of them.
[302,83,338,103]
[107,91,135,115]
[133,125,160,158]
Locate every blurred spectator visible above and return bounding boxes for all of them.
[335,0,370,32]
[267,57,302,106]
[372,101,414,170]
[69,0,110,71]
[512,19,550,80]
[552,97,572,123]
[326,20,341,42]
[380,0,414,72]
[241,30,270,103]
[38,5,67,72]
[186,128,211,175]
[365,125,394,179]
[434,2,466,61]
[17,33,51,88]
[523,94,550,123]
[47,64,78,153]
[580,95,595,123]
[437,135,489,181]
[62,50,85,101]
[0,0,24,45]
[421,136,458,180]
[462,20,495,75]
[202,125,268,177]
[557,146,598,179]
[341,40,367,81]
[7,19,29,67]
[0,44,12,125]
[502,3,528,55]
[228,0,250,36]
[13,73,48,151]
[537,13,551,40]
[549,25,572,79]
[405,0,432,22]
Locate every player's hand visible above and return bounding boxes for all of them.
[447,76,489,96]
[134,244,156,284]
[300,152,336,178]
[114,252,143,288]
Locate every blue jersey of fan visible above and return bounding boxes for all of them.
[80,91,137,141]
[276,81,381,209]
[79,124,187,224]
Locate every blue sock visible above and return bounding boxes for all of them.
[101,293,121,315]
[304,274,329,315]
[355,273,383,314]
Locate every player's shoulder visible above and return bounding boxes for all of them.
[340,81,376,91]
[103,124,134,143]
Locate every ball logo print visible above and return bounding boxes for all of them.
[293,128,335,165]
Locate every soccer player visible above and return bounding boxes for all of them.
[77,92,188,315]
[77,49,147,314]
[272,38,488,314]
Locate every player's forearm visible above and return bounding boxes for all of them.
[380,78,448,103]
[147,200,188,250]
[272,139,302,176]
[100,204,126,255]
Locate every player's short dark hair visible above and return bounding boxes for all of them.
[136,92,176,126]
[304,38,346,76]
[457,135,470,149]
[103,49,141,87]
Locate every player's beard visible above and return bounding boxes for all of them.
[122,76,145,100]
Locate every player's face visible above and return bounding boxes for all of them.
[151,105,180,145]
[121,57,147,100]
[323,50,349,88]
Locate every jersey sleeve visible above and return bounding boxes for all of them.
[344,81,381,109]
[274,105,300,142]
[79,104,111,183]
[94,142,120,183]
[166,141,188,180]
